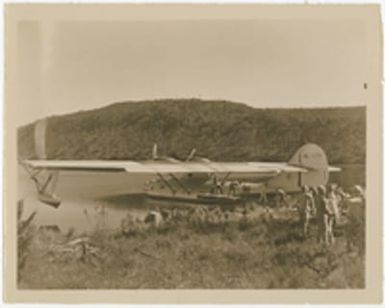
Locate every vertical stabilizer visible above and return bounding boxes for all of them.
[288,143,329,187]
[288,143,328,170]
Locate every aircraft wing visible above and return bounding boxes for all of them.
[22,160,308,175]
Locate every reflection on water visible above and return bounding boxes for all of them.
[329,164,365,188]
[18,169,156,233]
[18,164,365,232]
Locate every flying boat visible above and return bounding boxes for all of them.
[20,119,341,207]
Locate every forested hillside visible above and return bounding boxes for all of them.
[18,99,365,164]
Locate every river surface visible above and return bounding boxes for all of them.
[18,168,158,233]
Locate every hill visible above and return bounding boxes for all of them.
[18,99,365,164]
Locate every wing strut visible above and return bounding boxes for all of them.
[222,172,231,183]
[168,173,191,195]
[156,173,176,195]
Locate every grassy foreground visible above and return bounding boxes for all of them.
[18,206,364,289]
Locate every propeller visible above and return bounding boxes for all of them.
[151,144,206,163]
[150,143,179,162]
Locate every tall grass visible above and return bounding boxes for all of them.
[18,205,365,289]
[17,200,37,283]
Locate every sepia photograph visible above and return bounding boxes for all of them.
[4,3,383,304]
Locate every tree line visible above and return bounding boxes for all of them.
[18,99,365,164]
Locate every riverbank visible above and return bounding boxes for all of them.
[18,205,365,289]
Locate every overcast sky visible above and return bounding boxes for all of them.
[17,18,368,125]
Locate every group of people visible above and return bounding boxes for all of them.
[210,176,242,196]
[139,180,366,250]
[274,184,365,246]
[210,178,252,196]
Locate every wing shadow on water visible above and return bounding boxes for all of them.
[95,193,204,210]
[95,193,150,210]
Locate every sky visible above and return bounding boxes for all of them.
[17,18,368,125]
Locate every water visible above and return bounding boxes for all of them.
[329,164,365,188]
[18,168,155,233]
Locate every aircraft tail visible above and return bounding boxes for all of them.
[288,143,328,171]
[288,143,339,187]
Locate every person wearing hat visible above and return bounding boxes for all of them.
[274,188,287,208]
[335,186,350,216]
[210,175,224,195]
[228,180,240,196]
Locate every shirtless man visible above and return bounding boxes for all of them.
[296,185,315,238]
[324,184,340,244]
